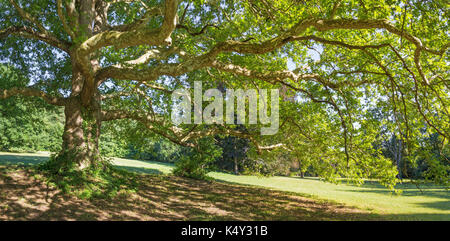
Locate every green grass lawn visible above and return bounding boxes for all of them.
[0,151,448,220]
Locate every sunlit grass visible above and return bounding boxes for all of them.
[208,172,449,220]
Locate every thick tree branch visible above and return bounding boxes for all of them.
[97,17,446,86]
[0,87,67,106]
[0,26,70,52]
[75,0,178,106]
[7,0,71,52]
[178,125,285,153]
[330,1,342,19]
[122,46,183,65]
[57,0,76,39]
[101,109,189,146]
[9,0,48,34]
[210,61,372,90]
[77,0,178,57]
[101,109,283,152]
[95,46,215,82]
[176,23,219,36]
[65,0,79,31]
[108,6,162,32]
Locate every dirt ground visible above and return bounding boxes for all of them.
[0,165,380,221]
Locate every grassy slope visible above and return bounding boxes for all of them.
[1,152,449,220]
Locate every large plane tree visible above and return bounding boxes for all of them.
[0,0,448,185]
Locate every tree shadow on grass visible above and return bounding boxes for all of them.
[114,165,164,175]
[340,188,450,220]
[1,161,448,221]
[376,213,450,221]
[0,154,48,166]
[415,200,450,211]
[359,180,447,189]
[138,159,175,168]
[342,186,450,200]
[300,177,450,200]
[0,165,387,221]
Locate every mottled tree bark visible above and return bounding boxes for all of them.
[60,93,102,169]
[58,59,103,170]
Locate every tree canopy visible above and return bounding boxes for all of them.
[0,0,448,187]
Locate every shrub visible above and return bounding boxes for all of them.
[173,137,222,180]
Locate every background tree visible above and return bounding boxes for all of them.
[0,0,448,187]
[216,126,250,175]
[0,65,64,153]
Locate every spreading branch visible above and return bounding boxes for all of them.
[76,0,178,58]
[96,18,446,88]
[0,87,67,106]
[0,26,70,52]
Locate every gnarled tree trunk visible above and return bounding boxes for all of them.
[57,61,103,170]
[60,94,102,170]
[234,157,239,175]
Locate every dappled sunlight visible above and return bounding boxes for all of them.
[0,165,378,221]
[208,173,450,220]
[0,153,49,166]
[0,152,448,220]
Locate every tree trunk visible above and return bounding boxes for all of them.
[59,94,102,170]
[298,159,304,178]
[234,157,239,175]
[396,140,403,180]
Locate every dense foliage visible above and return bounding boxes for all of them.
[0,0,448,188]
[0,65,64,152]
